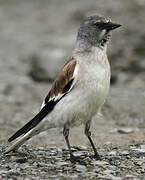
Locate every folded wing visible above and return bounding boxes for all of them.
[8,57,78,142]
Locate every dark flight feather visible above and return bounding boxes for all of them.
[8,58,76,142]
[8,80,74,142]
[8,99,58,142]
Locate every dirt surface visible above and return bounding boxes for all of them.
[1,144,145,179]
[0,0,145,179]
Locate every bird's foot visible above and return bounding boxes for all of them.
[89,152,102,160]
[92,154,102,160]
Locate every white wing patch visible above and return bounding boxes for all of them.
[40,64,79,110]
[50,93,65,102]
[40,101,46,110]
[71,64,78,88]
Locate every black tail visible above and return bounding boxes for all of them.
[8,100,57,142]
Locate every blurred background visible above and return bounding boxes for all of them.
[0,0,145,148]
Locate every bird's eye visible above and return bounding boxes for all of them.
[95,18,110,25]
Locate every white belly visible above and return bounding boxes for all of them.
[37,69,110,131]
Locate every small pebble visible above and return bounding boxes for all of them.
[140,145,145,149]
[57,161,69,166]
[108,150,117,156]
[79,146,88,150]
[92,160,109,166]
[120,150,129,155]
[132,148,145,153]
[75,165,87,172]
[15,158,27,164]
[117,128,134,134]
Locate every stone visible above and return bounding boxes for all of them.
[117,128,134,134]
[75,165,87,172]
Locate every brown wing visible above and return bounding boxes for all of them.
[8,57,78,142]
[44,57,77,104]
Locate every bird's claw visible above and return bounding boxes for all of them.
[91,154,102,160]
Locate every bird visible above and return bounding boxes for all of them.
[5,14,121,161]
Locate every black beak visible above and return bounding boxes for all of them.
[100,21,121,31]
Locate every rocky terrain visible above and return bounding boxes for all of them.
[0,0,145,179]
[1,144,145,179]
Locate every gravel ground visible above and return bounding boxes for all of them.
[1,144,145,179]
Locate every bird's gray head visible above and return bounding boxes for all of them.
[77,14,121,50]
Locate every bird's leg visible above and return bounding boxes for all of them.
[63,125,84,162]
[84,121,101,160]
[63,125,73,158]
